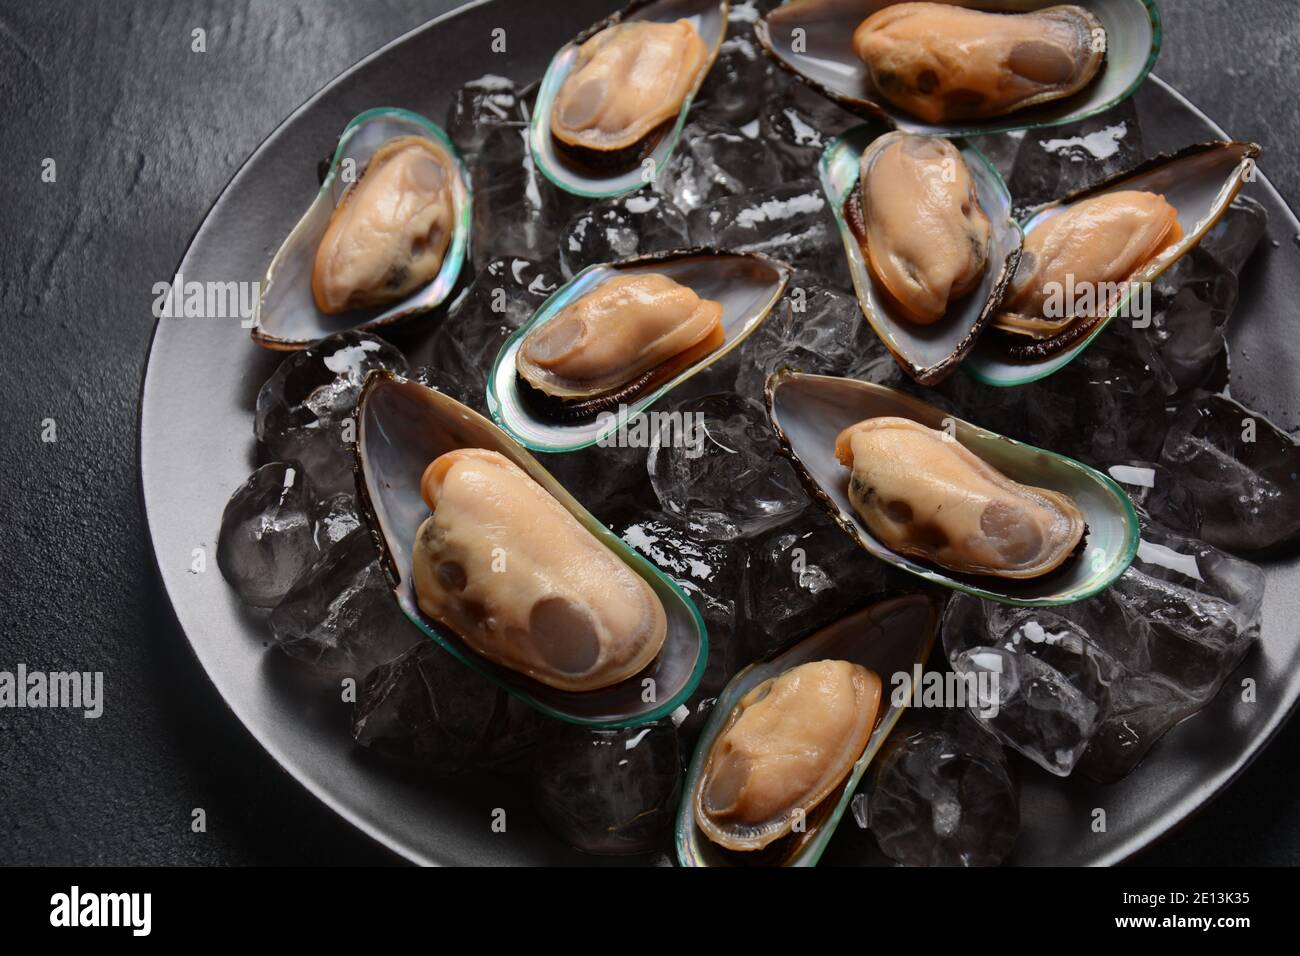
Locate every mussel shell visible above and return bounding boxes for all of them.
[766,370,1139,605]
[353,369,708,727]
[676,594,942,867]
[253,108,472,350]
[530,0,729,198]
[965,139,1261,386]
[821,124,1022,384]
[489,248,791,452]
[755,0,1161,136]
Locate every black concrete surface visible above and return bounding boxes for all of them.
[0,0,1297,866]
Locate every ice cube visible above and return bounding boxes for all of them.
[1102,521,1264,701]
[470,125,582,265]
[616,511,748,740]
[558,192,690,277]
[733,284,891,401]
[743,507,900,661]
[351,641,506,773]
[690,16,777,127]
[866,715,1019,866]
[414,256,562,413]
[648,392,808,540]
[446,74,526,160]
[316,492,361,547]
[1007,98,1143,219]
[541,440,657,522]
[760,81,861,179]
[217,461,332,608]
[1158,393,1300,552]
[687,181,850,290]
[1105,460,1204,541]
[1014,341,1169,465]
[255,331,408,496]
[944,596,1121,777]
[268,528,421,679]
[531,721,682,855]
[653,120,785,214]
[1201,195,1269,274]
[1059,520,1265,782]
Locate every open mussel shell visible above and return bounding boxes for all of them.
[529,0,728,198]
[965,139,1261,386]
[766,370,1139,605]
[821,125,1021,384]
[755,0,1160,136]
[488,248,790,452]
[354,370,708,727]
[253,109,472,351]
[675,594,942,867]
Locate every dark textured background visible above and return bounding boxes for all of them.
[1,0,1297,866]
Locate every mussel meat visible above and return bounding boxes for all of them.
[695,659,882,852]
[847,131,991,324]
[311,136,457,315]
[853,3,1106,124]
[993,190,1181,357]
[835,417,1086,578]
[516,271,725,419]
[551,19,709,170]
[411,448,667,691]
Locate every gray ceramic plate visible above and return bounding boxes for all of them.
[140,0,1300,865]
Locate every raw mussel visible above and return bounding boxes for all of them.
[254,109,471,350]
[821,124,1021,383]
[766,370,1138,605]
[835,417,1086,578]
[755,0,1161,136]
[531,0,729,197]
[489,248,790,452]
[354,370,707,726]
[412,448,667,692]
[965,139,1261,385]
[852,3,1105,123]
[676,594,941,866]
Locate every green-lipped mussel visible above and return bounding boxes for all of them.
[254,109,471,350]
[766,370,1139,606]
[353,370,708,727]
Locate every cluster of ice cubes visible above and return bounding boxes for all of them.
[944,517,1265,783]
[215,2,1294,861]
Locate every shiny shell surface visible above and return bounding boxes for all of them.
[254,109,471,350]
[821,124,1021,384]
[835,417,1086,578]
[354,370,707,727]
[676,594,941,867]
[852,3,1105,124]
[695,660,881,851]
[755,0,1161,137]
[490,248,790,452]
[966,139,1261,385]
[412,448,668,692]
[766,371,1139,605]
